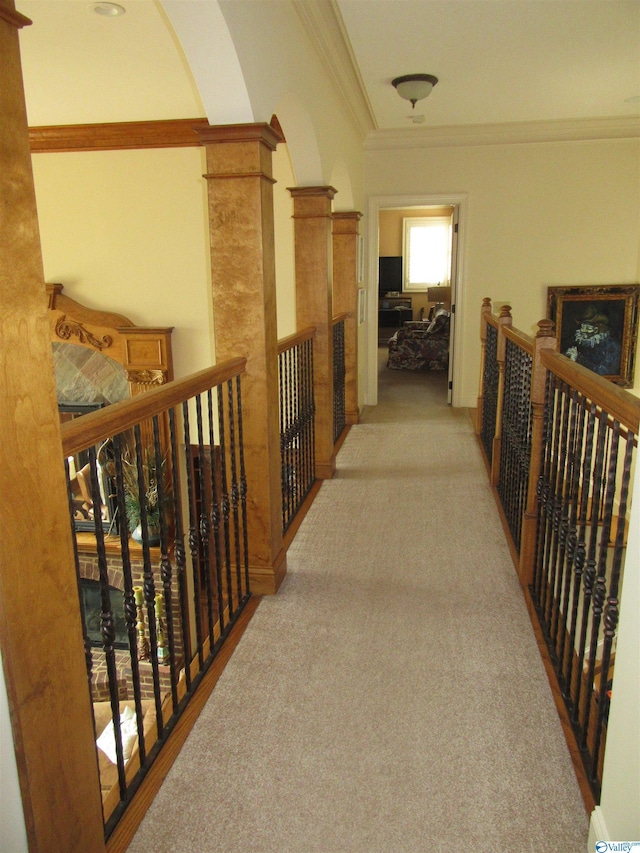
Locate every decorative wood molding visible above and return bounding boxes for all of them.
[0,3,32,29]
[48,284,174,397]
[196,121,284,151]
[30,117,210,153]
[55,314,112,350]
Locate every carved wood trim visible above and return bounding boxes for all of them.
[0,4,31,28]
[48,284,174,394]
[30,118,210,153]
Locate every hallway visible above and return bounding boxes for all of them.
[126,355,589,852]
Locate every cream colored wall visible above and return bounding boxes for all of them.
[273,143,296,339]
[366,138,640,404]
[31,146,215,379]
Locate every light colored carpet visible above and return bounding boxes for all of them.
[127,353,589,853]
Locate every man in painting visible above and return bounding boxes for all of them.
[564,305,621,376]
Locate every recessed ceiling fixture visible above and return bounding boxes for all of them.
[392,74,438,109]
[93,2,126,16]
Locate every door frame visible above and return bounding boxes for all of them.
[365,193,468,407]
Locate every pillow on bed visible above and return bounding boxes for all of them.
[96,704,138,765]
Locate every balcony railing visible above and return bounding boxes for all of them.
[278,328,316,533]
[332,313,347,445]
[60,357,250,840]
[476,300,639,805]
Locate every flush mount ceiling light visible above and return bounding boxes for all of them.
[93,2,126,16]
[392,74,438,109]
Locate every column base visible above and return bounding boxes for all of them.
[316,455,336,480]
[248,548,287,595]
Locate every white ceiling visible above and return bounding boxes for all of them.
[336,0,640,131]
[16,0,640,141]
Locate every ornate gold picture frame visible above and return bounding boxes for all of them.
[547,284,640,387]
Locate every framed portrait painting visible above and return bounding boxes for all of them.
[547,284,640,387]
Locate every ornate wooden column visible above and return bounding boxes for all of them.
[0,3,105,850]
[197,123,286,595]
[332,211,361,426]
[290,186,337,479]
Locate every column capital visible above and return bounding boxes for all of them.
[332,211,362,234]
[288,186,337,200]
[196,122,284,151]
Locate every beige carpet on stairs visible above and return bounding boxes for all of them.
[127,351,589,853]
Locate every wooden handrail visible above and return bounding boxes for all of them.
[503,324,534,356]
[277,325,316,355]
[540,349,640,432]
[61,357,247,457]
[331,312,350,326]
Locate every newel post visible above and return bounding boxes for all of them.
[491,304,513,486]
[197,122,287,595]
[289,186,337,479]
[0,3,106,849]
[475,297,492,434]
[332,211,362,426]
[519,318,557,587]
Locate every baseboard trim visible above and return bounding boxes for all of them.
[588,806,610,847]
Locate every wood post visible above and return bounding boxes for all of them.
[197,123,286,595]
[0,3,106,849]
[475,297,492,434]
[491,304,513,486]
[332,212,362,426]
[519,318,557,587]
[290,186,337,479]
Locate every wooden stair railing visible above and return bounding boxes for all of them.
[475,297,639,808]
[60,358,253,846]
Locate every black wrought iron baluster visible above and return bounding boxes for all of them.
[217,384,234,619]
[591,431,634,786]
[306,337,316,492]
[573,408,608,727]
[111,432,147,762]
[565,399,596,706]
[169,406,191,694]
[133,422,163,735]
[481,324,498,464]
[152,414,178,708]
[581,420,620,755]
[532,370,554,607]
[206,388,225,634]
[181,399,204,669]
[547,381,572,653]
[541,381,564,623]
[279,348,287,530]
[235,373,250,596]
[88,444,128,797]
[64,458,96,744]
[556,391,584,688]
[227,377,243,614]
[195,394,214,644]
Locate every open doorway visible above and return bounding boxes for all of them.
[365,194,467,408]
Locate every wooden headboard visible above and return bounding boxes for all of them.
[47,283,174,396]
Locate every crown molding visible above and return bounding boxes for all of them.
[365,116,640,151]
[292,0,376,140]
